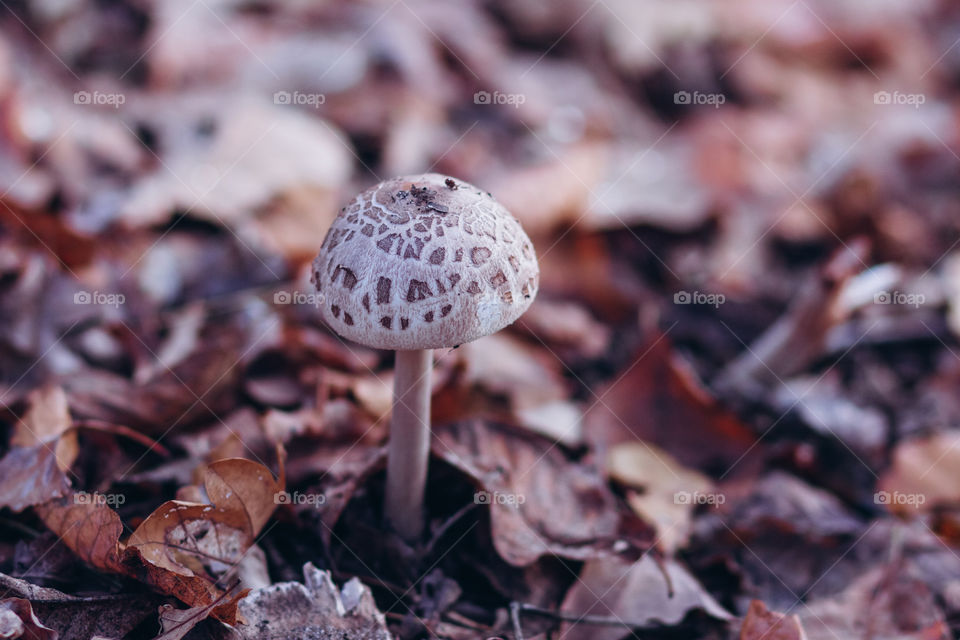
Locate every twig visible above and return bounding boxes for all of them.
[423,502,477,557]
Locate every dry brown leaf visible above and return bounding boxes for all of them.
[585,332,758,474]
[35,456,282,625]
[12,385,72,446]
[34,498,124,573]
[489,143,608,235]
[607,441,714,554]
[0,598,57,640]
[877,430,960,514]
[0,446,74,513]
[0,386,77,512]
[120,97,350,244]
[0,570,158,640]
[740,600,808,640]
[156,603,214,640]
[559,555,732,640]
[800,566,950,640]
[434,420,649,567]
[127,457,283,580]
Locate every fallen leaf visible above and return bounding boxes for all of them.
[800,566,950,640]
[559,555,732,640]
[607,441,714,554]
[434,420,651,566]
[35,456,283,624]
[585,332,758,474]
[0,387,77,512]
[34,498,124,573]
[0,571,159,640]
[740,600,808,640]
[120,96,350,244]
[877,430,960,514]
[230,562,391,640]
[0,598,57,640]
[127,457,283,584]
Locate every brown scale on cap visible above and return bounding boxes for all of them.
[313,173,539,350]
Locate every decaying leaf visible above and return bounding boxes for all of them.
[585,332,758,474]
[0,386,77,512]
[0,598,57,640]
[34,456,283,625]
[230,563,391,640]
[607,441,714,554]
[877,430,960,514]
[34,498,125,573]
[740,600,808,640]
[0,571,159,640]
[434,420,651,566]
[800,566,950,640]
[559,555,732,640]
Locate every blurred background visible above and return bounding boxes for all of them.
[2,0,960,638]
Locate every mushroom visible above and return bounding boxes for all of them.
[312,173,539,540]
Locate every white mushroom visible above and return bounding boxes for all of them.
[312,173,539,540]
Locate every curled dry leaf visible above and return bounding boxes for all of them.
[0,598,57,640]
[434,420,650,566]
[126,457,284,611]
[35,457,283,625]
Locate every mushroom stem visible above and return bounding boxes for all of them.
[385,348,432,541]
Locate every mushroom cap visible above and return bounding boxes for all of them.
[312,173,540,350]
